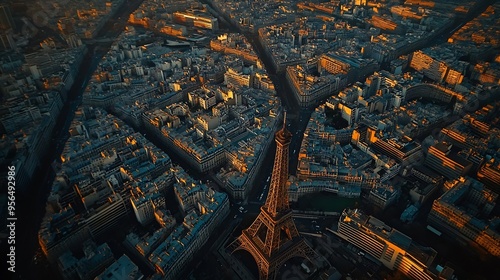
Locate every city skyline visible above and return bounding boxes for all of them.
[1,0,499,279]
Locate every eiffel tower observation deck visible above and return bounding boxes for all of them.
[227,112,316,280]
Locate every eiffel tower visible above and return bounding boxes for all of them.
[228,113,316,280]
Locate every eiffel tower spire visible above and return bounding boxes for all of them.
[264,110,292,218]
[227,111,315,280]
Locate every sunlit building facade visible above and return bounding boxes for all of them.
[337,209,439,280]
[477,158,500,193]
[410,50,448,83]
[286,64,346,108]
[173,11,218,30]
[428,177,500,257]
[425,142,472,179]
[367,127,422,166]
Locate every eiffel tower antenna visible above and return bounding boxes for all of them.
[283,110,287,128]
[227,115,316,279]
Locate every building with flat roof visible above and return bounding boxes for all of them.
[39,206,92,263]
[75,241,115,280]
[131,192,165,226]
[95,254,143,280]
[173,10,218,30]
[428,177,500,257]
[477,156,500,193]
[210,33,260,66]
[367,127,422,166]
[410,50,448,83]
[411,165,444,185]
[337,209,441,280]
[368,184,400,209]
[370,15,402,33]
[425,142,472,179]
[84,193,129,238]
[286,64,346,108]
[57,241,116,280]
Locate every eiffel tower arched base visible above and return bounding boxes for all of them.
[228,234,316,280]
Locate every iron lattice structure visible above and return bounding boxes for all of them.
[228,115,315,280]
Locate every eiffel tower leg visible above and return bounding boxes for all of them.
[259,263,269,280]
[227,236,243,254]
[270,240,317,280]
[228,236,270,280]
